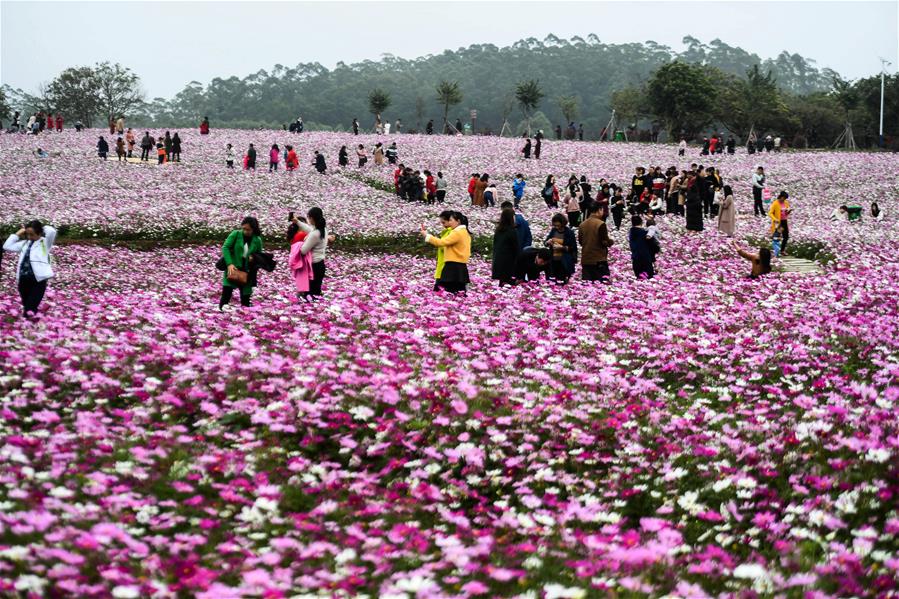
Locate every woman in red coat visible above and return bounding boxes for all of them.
[199,116,210,135]
[55,114,63,132]
[285,145,299,170]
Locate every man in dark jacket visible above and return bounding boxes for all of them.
[140,132,153,161]
[514,247,552,282]
[578,202,614,282]
[247,144,257,170]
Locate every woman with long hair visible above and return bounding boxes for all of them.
[422,211,471,293]
[491,207,520,286]
[294,207,328,298]
[732,241,772,278]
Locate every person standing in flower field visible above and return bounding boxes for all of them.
[717,185,736,237]
[219,217,262,310]
[171,133,182,162]
[115,137,126,162]
[578,201,614,283]
[752,166,766,217]
[429,211,455,290]
[200,116,210,135]
[422,211,471,293]
[269,144,280,172]
[285,145,299,171]
[140,131,153,161]
[521,138,532,159]
[246,143,257,170]
[491,207,520,286]
[4,220,57,318]
[512,174,526,209]
[156,136,166,163]
[294,207,328,299]
[125,128,136,157]
[55,113,63,132]
[338,145,349,167]
[97,136,109,159]
[225,144,235,168]
[545,213,577,284]
[435,171,447,203]
[768,191,791,255]
[628,215,655,279]
[356,144,368,167]
[164,131,173,162]
[313,150,327,174]
[500,201,532,250]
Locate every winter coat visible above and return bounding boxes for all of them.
[221,230,262,288]
[578,214,613,264]
[288,241,313,293]
[717,194,736,236]
[491,227,520,281]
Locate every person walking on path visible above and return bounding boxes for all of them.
[422,211,471,293]
[293,207,329,299]
[717,185,736,236]
[161,131,172,162]
[752,166,766,217]
[578,202,614,283]
[768,191,791,255]
[628,215,655,279]
[140,131,153,161]
[219,217,262,309]
[125,128,136,158]
[4,220,57,318]
[491,207,520,286]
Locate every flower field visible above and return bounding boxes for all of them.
[0,130,897,597]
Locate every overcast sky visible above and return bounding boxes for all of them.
[2,1,897,98]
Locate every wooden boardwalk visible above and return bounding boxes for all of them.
[778,255,824,274]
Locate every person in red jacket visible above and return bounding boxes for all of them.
[199,116,210,135]
[55,114,63,132]
[285,145,299,171]
[394,163,404,195]
[424,170,437,205]
[468,173,479,203]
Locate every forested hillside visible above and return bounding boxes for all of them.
[134,35,840,132]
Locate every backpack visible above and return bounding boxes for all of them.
[542,185,554,200]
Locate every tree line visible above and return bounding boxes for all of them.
[1,35,895,148]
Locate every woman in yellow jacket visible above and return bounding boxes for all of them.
[431,210,455,290]
[422,211,471,293]
[768,191,792,255]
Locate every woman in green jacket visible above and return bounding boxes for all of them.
[219,217,263,309]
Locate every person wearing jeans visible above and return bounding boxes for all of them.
[4,220,57,317]
[752,166,766,216]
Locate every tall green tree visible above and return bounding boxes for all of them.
[94,62,144,122]
[515,79,544,136]
[0,88,10,122]
[557,95,579,125]
[713,65,788,139]
[48,66,101,126]
[647,61,717,138]
[609,86,647,128]
[368,88,391,121]
[435,80,463,132]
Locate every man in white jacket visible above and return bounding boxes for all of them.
[3,220,57,317]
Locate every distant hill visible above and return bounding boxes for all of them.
[133,35,840,132]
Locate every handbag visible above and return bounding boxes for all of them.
[227,267,248,286]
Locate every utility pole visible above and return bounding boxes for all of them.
[880,58,891,148]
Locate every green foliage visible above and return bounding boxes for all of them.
[515,79,544,136]
[0,88,10,121]
[435,80,463,127]
[610,86,648,126]
[368,88,391,116]
[713,65,790,139]
[515,111,553,137]
[557,95,579,124]
[94,62,144,123]
[648,61,717,138]
[48,66,102,127]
